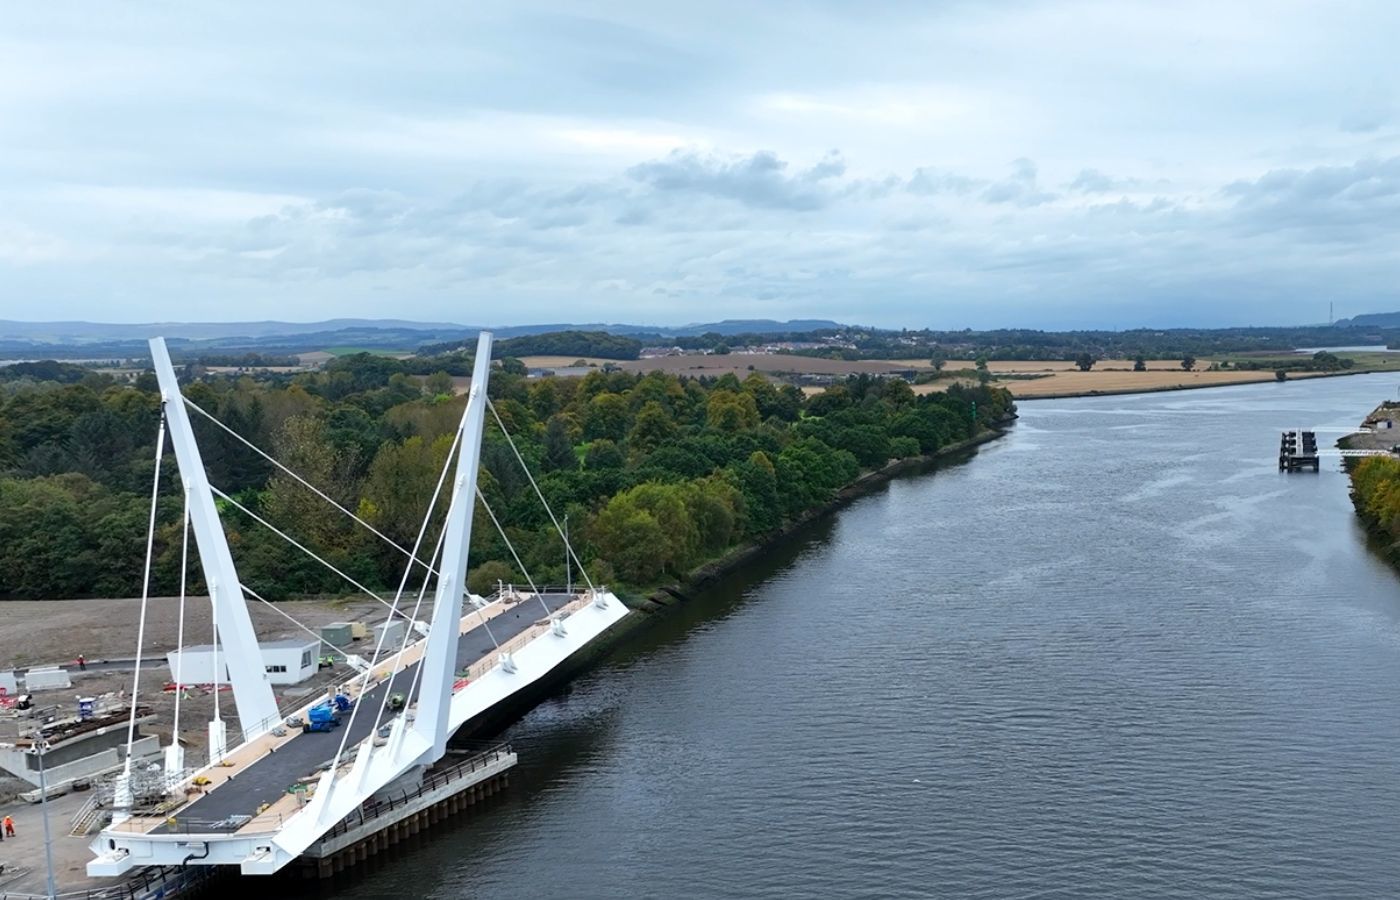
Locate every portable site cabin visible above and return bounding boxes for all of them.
[167,638,319,686]
[320,622,354,648]
[373,618,407,653]
[260,639,319,684]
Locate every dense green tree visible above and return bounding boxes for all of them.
[705,390,759,433]
[0,351,1010,598]
[423,371,454,397]
[542,416,578,472]
[528,379,562,421]
[731,451,781,534]
[805,385,851,417]
[628,401,678,452]
[0,477,98,598]
[359,434,453,553]
[468,559,519,595]
[583,392,630,442]
[890,436,921,458]
[584,439,625,470]
[589,495,669,583]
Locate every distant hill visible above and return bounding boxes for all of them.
[0,318,469,343]
[0,318,852,360]
[658,319,844,336]
[1335,311,1400,328]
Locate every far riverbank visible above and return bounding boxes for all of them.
[633,418,1014,614]
[991,365,1397,401]
[1339,401,1400,572]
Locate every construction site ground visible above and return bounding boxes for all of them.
[0,595,397,894]
[1,595,386,774]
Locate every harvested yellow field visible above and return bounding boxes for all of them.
[809,365,1301,400]
[943,359,1206,373]
[518,355,615,367]
[1001,370,1259,397]
[623,355,919,376]
[995,369,1328,398]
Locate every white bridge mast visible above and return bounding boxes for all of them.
[149,338,280,739]
[89,331,633,878]
[413,331,493,761]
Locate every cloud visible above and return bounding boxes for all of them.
[1222,156,1400,238]
[906,167,980,196]
[980,159,1056,207]
[2,2,1400,327]
[1069,169,1122,193]
[626,149,847,211]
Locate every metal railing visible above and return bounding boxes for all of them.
[321,742,513,840]
[68,794,104,837]
[460,594,591,683]
[0,862,218,900]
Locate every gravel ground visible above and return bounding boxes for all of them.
[1,595,389,751]
[0,596,383,670]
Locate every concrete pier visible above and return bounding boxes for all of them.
[293,743,516,880]
[1280,430,1320,472]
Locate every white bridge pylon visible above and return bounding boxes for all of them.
[88,333,629,877]
[150,337,280,738]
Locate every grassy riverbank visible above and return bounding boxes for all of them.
[1341,402,1400,571]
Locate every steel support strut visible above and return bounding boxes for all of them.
[149,338,279,737]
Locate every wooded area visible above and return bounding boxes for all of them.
[0,355,1013,600]
[1349,455,1400,568]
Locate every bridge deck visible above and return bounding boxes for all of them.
[150,593,574,832]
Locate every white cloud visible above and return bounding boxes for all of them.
[1,0,1399,327]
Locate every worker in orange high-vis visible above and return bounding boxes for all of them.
[2,814,14,837]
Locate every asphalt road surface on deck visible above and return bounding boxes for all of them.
[159,594,573,830]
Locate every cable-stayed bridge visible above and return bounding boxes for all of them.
[87,333,628,877]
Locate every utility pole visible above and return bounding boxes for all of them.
[29,738,57,899]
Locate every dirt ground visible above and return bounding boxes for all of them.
[0,785,110,895]
[0,596,382,671]
[1344,403,1400,452]
[0,596,388,755]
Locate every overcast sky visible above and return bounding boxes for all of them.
[3,1,1398,329]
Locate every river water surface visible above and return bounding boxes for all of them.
[341,374,1400,899]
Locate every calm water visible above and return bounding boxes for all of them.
[340,374,1400,900]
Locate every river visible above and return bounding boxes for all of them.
[339,373,1400,899]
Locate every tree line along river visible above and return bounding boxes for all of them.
[336,372,1400,900]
